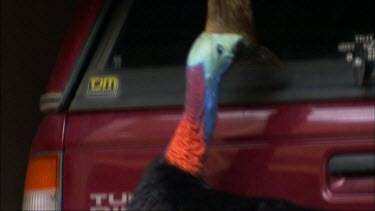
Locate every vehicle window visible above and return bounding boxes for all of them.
[253,1,374,60]
[71,0,374,111]
[106,0,206,68]
[104,0,374,68]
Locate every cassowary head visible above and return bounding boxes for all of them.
[187,33,244,80]
[165,0,280,177]
[165,33,245,176]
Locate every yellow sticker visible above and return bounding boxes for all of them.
[87,76,119,97]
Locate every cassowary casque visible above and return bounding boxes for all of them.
[127,0,320,210]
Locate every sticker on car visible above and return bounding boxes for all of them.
[87,75,119,97]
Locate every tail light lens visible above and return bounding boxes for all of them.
[22,155,61,210]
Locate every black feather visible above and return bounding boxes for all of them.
[127,157,319,211]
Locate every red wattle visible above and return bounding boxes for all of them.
[165,64,207,175]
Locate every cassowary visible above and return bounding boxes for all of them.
[127,0,319,210]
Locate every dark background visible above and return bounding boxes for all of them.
[1,1,76,209]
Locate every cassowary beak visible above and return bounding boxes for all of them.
[235,43,284,68]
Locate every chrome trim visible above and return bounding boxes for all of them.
[40,92,62,112]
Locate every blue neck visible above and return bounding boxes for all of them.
[204,76,221,145]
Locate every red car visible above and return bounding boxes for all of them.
[22,0,374,210]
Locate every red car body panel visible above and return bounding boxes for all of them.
[63,101,374,210]
[30,114,66,155]
[45,0,104,93]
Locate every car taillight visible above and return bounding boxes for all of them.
[22,154,61,210]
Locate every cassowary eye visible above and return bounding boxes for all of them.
[217,44,224,56]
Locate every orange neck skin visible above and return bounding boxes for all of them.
[164,114,206,175]
[165,65,207,176]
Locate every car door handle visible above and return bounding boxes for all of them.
[327,153,374,194]
[328,153,374,176]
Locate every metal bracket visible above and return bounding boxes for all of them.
[338,34,375,86]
